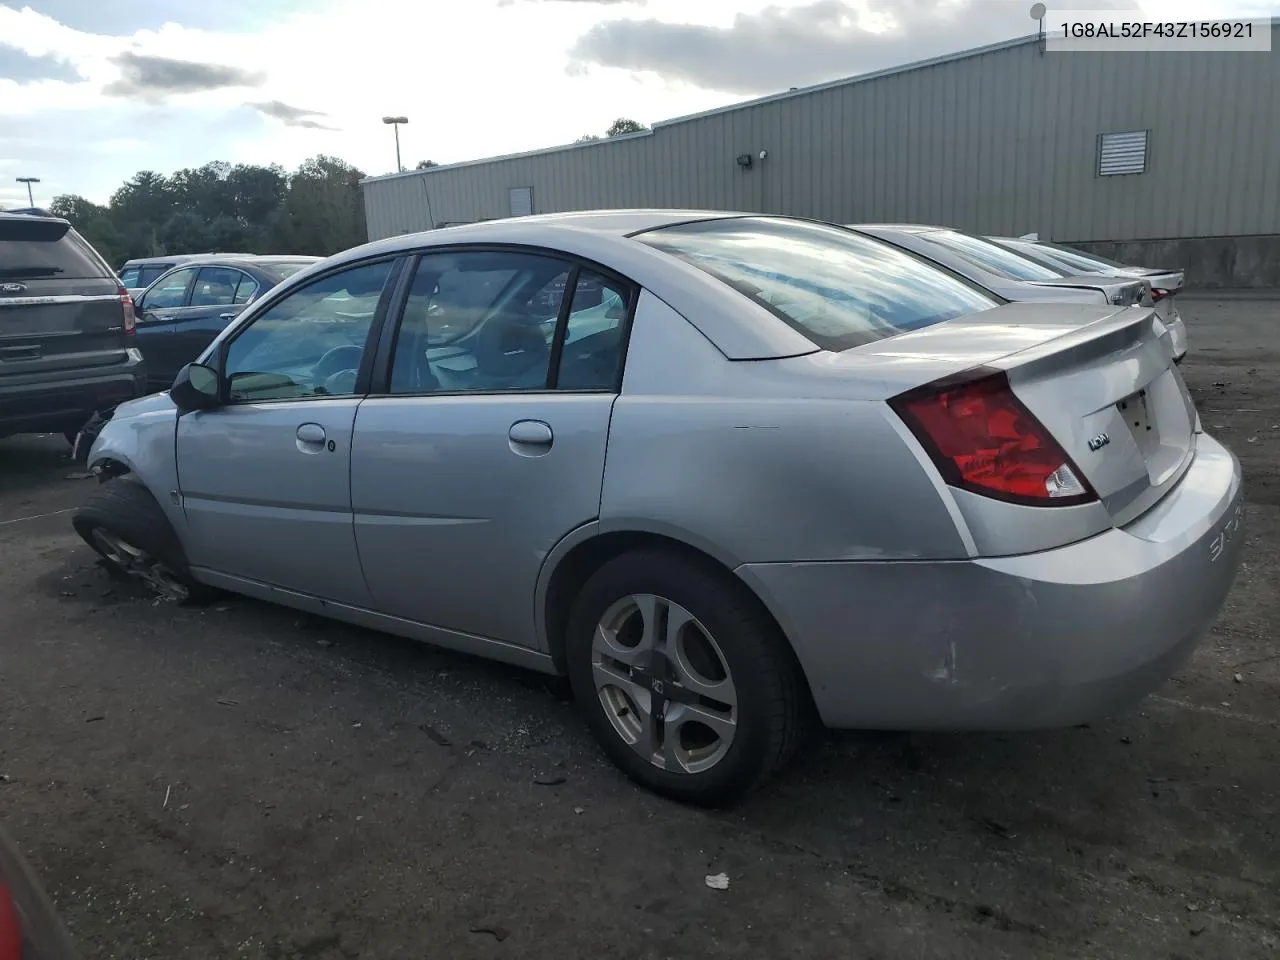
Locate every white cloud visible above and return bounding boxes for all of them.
[1,0,1274,207]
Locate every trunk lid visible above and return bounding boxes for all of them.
[0,216,130,375]
[1025,275,1151,307]
[854,301,1196,525]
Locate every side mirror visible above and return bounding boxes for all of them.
[169,362,222,413]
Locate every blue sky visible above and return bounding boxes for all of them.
[2,0,1275,208]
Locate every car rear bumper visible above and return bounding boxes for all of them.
[738,432,1244,730]
[0,352,146,436]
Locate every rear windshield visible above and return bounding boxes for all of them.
[1035,241,1131,272]
[0,221,111,281]
[258,261,315,279]
[636,217,998,352]
[917,230,1066,282]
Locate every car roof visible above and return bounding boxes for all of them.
[849,223,946,235]
[335,209,750,263]
[122,252,256,267]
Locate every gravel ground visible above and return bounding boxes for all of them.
[1,294,1277,959]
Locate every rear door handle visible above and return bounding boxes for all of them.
[509,420,553,446]
[297,423,327,445]
[218,312,237,320]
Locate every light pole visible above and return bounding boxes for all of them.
[382,116,408,173]
[16,177,40,206]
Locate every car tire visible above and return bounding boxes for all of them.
[565,549,811,806]
[72,478,216,605]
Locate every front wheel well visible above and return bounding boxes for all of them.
[542,532,811,696]
[92,458,132,482]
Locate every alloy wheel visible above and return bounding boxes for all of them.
[591,593,738,774]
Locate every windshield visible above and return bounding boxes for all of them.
[636,217,999,352]
[918,230,1067,282]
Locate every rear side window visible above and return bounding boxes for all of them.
[918,230,1065,282]
[0,219,112,281]
[636,217,998,352]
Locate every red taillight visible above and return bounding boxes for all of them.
[118,287,136,335]
[0,882,20,960]
[1151,287,1170,302]
[890,370,1096,506]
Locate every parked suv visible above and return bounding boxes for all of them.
[0,209,145,444]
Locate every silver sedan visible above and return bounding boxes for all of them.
[73,211,1245,805]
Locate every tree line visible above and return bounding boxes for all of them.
[35,120,648,269]
[36,155,369,269]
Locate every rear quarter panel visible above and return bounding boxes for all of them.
[599,292,970,564]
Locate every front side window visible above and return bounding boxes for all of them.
[637,217,997,352]
[190,267,242,307]
[143,267,196,310]
[223,260,392,402]
[388,250,572,394]
[118,266,140,287]
[919,230,1066,282]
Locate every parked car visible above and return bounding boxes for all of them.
[0,209,145,444]
[0,825,80,959]
[133,257,321,392]
[73,211,1244,805]
[986,236,1188,362]
[117,253,254,300]
[848,224,1153,308]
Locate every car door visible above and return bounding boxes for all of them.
[134,266,197,391]
[175,258,399,605]
[351,249,635,648]
[176,266,258,377]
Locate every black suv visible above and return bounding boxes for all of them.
[0,209,145,444]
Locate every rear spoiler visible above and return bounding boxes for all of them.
[0,213,70,243]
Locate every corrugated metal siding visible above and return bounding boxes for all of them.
[363,27,1280,244]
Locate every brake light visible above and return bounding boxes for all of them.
[0,882,20,960]
[1151,288,1170,302]
[118,286,135,335]
[890,370,1096,506]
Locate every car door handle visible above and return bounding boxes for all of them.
[509,420,553,446]
[218,312,237,320]
[297,423,327,445]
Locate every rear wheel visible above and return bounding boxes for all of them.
[72,479,215,604]
[565,549,810,806]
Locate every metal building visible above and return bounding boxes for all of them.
[361,25,1280,287]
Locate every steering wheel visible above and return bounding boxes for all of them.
[312,344,363,395]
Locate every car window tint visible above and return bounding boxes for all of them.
[190,267,241,307]
[554,271,629,391]
[0,227,110,281]
[233,273,260,304]
[919,230,1065,281]
[223,260,392,402]
[138,265,168,286]
[143,268,196,309]
[118,266,140,287]
[638,217,998,352]
[388,250,571,395]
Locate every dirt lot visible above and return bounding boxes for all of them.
[1,294,1278,960]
